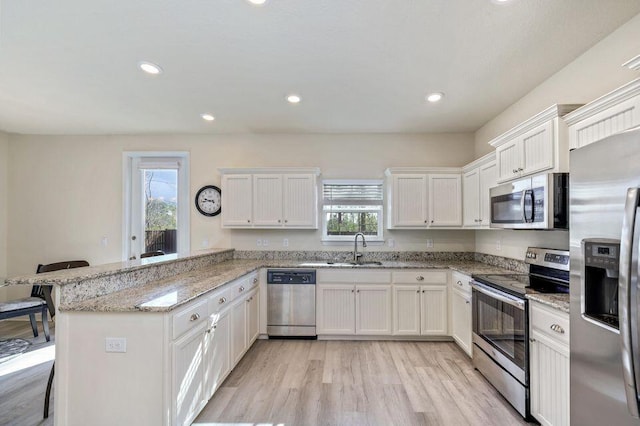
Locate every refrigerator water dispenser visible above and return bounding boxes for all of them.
[582,239,620,330]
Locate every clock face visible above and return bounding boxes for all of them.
[195,185,221,217]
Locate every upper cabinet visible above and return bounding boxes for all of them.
[462,152,496,228]
[564,78,640,150]
[220,168,320,229]
[490,104,582,184]
[385,168,462,229]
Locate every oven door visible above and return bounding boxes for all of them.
[472,281,528,384]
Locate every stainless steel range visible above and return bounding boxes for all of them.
[471,247,569,419]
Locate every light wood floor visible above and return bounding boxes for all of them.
[0,319,55,426]
[0,321,530,426]
[195,339,530,426]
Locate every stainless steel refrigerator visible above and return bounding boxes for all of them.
[570,127,640,425]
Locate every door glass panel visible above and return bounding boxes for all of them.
[143,169,178,255]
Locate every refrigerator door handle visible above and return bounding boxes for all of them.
[619,186,640,418]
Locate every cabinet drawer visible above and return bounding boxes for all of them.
[173,298,208,340]
[317,269,391,284]
[451,271,472,293]
[393,270,447,285]
[530,302,569,346]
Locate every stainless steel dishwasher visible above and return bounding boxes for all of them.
[267,269,316,337]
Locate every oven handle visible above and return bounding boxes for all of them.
[471,281,526,310]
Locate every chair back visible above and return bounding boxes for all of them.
[35,260,90,317]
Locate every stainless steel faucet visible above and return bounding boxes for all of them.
[353,232,367,262]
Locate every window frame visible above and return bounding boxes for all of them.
[321,179,384,242]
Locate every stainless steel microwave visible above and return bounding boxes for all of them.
[489,172,569,230]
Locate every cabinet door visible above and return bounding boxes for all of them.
[317,284,355,335]
[450,287,472,357]
[462,169,480,227]
[390,174,428,227]
[530,330,570,426]
[173,322,206,426]
[356,285,392,335]
[221,174,253,227]
[428,174,462,227]
[420,285,448,335]
[521,120,554,176]
[246,288,259,346]
[204,310,230,400]
[230,297,247,365]
[253,174,283,226]
[478,161,497,226]
[392,285,421,335]
[283,174,317,228]
[496,139,522,183]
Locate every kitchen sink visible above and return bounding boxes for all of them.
[299,261,384,267]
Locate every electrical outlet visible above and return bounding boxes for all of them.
[262,239,269,247]
[283,238,289,247]
[426,239,434,248]
[256,239,262,247]
[105,337,127,353]
[100,236,108,247]
[496,238,502,251]
[387,239,395,248]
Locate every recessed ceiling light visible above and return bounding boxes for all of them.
[287,94,301,104]
[138,61,162,75]
[201,113,215,122]
[247,0,267,5]
[426,92,444,103]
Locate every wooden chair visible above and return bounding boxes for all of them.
[141,250,165,258]
[0,286,51,342]
[36,260,90,419]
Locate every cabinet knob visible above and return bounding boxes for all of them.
[550,323,565,334]
[239,286,245,292]
[430,220,434,224]
[465,301,470,304]
[513,169,518,174]
[356,289,360,293]
[530,338,536,343]
[518,167,523,172]
[417,290,420,294]
[247,219,251,223]
[422,290,425,293]
[190,313,200,322]
[213,324,217,329]
[351,289,354,293]
[253,278,258,284]
[457,281,462,286]
[416,276,424,281]
[285,220,288,223]
[424,220,427,223]
[278,219,281,223]
[246,299,250,303]
[219,297,226,304]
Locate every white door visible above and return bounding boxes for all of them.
[246,288,259,346]
[478,161,497,226]
[496,139,522,183]
[230,297,247,364]
[428,174,462,227]
[530,330,570,426]
[450,287,472,356]
[252,174,283,226]
[283,174,317,228]
[317,284,355,335]
[221,174,253,227]
[521,120,555,176]
[462,169,480,227]
[420,285,448,335]
[204,310,230,400]
[125,154,190,261]
[392,286,421,335]
[172,323,206,426]
[391,174,428,227]
[355,285,391,335]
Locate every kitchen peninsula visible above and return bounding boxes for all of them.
[5,248,568,425]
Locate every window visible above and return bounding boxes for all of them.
[322,180,384,241]
[123,153,190,261]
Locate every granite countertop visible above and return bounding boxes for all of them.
[526,292,570,314]
[58,258,515,313]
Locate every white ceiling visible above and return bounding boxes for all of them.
[1,0,639,135]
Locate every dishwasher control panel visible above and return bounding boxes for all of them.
[267,269,316,284]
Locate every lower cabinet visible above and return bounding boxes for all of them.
[529,301,570,426]
[450,272,472,357]
[392,270,449,336]
[356,285,392,335]
[204,309,230,400]
[173,321,208,426]
[231,295,248,365]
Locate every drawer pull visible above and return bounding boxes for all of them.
[219,297,227,304]
[465,301,470,304]
[239,286,245,292]
[530,338,536,343]
[550,323,565,334]
[190,313,200,322]
[457,280,462,286]
[416,276,424,281]
[417,290,420,294]
[253,278,258,284]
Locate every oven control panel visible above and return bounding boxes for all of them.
[525,247,570,271]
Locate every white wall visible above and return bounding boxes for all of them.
[0,132,8,301]
[5,132,475,283]
[471,12,640,258]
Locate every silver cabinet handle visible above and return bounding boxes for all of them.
[253,278,258,284]
[416,276,424,281]
[550,324,565,334]
[513,169,518,174]
[518,167,523,171]
[424,220,427,223]
[465,300,470,304]
[416,290,420,294]
[457,280,462,286]
[247,219,251,223]
[190,313,200,322]
[239,286,245,292]
[284,220,288,223]
[529,338,536,343]
[219,297,226,304]
[278,219,281,223]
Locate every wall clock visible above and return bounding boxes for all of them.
[195,185,222,217]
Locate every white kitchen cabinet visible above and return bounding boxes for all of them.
[428,174,462,227]
[246,287,259,345]
[355,285,392,335]
[230,291,247,364]
[462,168,480,227]
[172,322,207,426]
[220,168,320,229]
[529,301,570,426]
[478,161,497,227]
[463,155,497,228]
[221,174,253,227]
[317,284,356,334]
[490,105,581,184]
[204,309,230,400]
[392,270,449,336]
[385,168,462,229]
[565,78,640,150]
[450,271,472,357]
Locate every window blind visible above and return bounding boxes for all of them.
[322,181,383,206]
